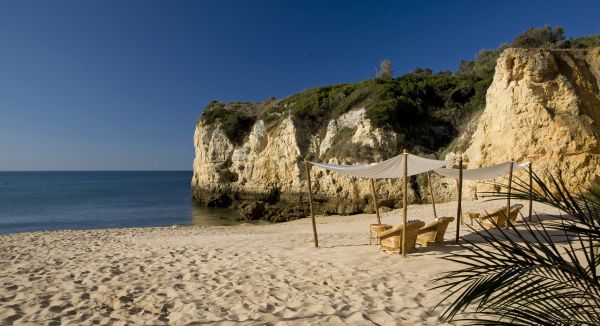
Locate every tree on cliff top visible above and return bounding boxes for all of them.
[375,59,393,79]
[512,25,565,48]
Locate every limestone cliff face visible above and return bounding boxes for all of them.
[191,108,454,220]
[464,47,600,194]
[192,116,303,202]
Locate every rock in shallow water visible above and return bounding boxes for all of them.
[239,201,265,220]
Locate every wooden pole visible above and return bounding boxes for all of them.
[304,160,318,248]
[427,171,438,219]
[456,179,460,225]
[369,178,381,224]
[455,156,463,243]
[528,162,533,222]
[402,149,408,257]
[506,160,514,228]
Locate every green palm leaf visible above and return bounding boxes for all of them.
[434,171,600,325]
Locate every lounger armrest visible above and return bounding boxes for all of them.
[479,214,494,221]
[417,224,438,235]
[377,226,401,239]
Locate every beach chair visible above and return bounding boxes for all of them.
[378,220,425,254]
[480,204,524,228]
[416,216,455,247]
[369,224,393,245]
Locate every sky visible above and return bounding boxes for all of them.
[0,0,598,171]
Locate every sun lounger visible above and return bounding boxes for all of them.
[480,204,524,228]
[416,216,455,246]
[369,224,393,245]
[378,220,425,254]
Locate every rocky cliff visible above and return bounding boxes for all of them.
[191,108,441,221]
[192,47,600,221]
[464,47,600,194]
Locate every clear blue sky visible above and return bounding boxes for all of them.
[0,0,598,171]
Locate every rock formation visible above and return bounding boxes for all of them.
[464,47,600,195]
[192,47,600,220]
[191,110,444,221]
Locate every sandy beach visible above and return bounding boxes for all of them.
[0,199,560,325]
[1,2,596,324]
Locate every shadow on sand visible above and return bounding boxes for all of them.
[408,212,571,256]
[316,213,572,257]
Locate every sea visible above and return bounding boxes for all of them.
[0,171,243,235]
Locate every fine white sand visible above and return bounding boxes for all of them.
[0,199,561,325]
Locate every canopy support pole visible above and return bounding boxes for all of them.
[427,171,438,219]
[370,178,381,224]
[402,149,408,257]
[506,160,514,229]
[528,162,533,222]
[455,156,463,243]
[304,160,318,248]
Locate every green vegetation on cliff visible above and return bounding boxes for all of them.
[262,70,481,132]
[198,101,258,145]
[198,26,599,156]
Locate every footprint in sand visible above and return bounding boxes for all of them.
[49,303,72,313]
[111,269,124,276]
[259,303,276,313]
[0,294,15,303]
[3,312,23,324]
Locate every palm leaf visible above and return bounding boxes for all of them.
[434,170,600,325]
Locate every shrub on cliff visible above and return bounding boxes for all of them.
[208,70,482,156]
[199,101,256,145]
[512,25,565,48]
[566,34,600,48]
[325,127,379,162]
[510,25,600,50]
[366,97,420,129]
[198,26,599,154]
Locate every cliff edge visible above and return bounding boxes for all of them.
[192,47,600,221]
[465,47,600,194]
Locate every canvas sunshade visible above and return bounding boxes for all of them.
[310,154,449,179]
[435,161,530,180]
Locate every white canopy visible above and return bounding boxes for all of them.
[435,161,530,181]
[310,154,448,179]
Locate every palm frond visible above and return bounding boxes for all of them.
[434,170,600,325]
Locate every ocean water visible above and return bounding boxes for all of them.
[0,171,242,235]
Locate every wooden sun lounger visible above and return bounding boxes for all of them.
[480,204,524,228]
[378,220,425,254]
[416,216,455,246]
